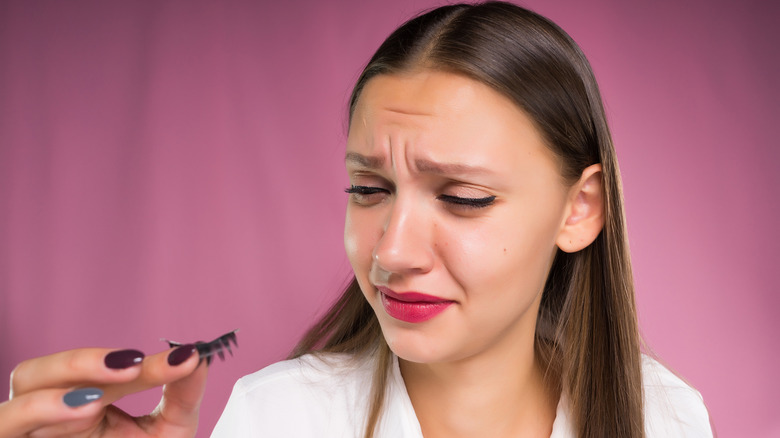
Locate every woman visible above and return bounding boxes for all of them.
[0,2,711,437]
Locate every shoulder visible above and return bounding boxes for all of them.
[211,353,375,437]
[552,356,713,438]
[641,355,713,437]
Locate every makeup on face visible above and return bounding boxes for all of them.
[378,286,454,323]
[344,70,570,365]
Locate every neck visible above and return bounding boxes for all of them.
[400,337,558,438]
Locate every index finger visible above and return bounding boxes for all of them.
[100,344,200,404]
[11,348,145,397]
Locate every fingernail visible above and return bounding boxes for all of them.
[64,387,103,407]
[168,344,196,366]
[104,349,145,369]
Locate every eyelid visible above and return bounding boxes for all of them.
[438,194,496,208]
[345,180,496,209]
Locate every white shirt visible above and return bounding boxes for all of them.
[211,353,712,437]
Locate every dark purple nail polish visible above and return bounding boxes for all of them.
[168,344,196,366]
[104,349,145,369]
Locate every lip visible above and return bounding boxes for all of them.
[377,286,453,323]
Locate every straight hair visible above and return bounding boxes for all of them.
[292,2,644,437]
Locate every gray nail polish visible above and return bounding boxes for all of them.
[63,387,103,407]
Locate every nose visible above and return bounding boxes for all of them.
[372,195,435,276]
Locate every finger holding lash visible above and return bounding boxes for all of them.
[0,330,236,438]
[10,348,147,397]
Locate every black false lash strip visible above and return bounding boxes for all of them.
[346,185,496,208]
[345,185,387,195]
[438,194,496,207]
[162,329,238,365]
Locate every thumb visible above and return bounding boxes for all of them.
[149,356,209,434]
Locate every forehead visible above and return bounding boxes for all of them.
[352,70,521,126]
[347,70,554,171]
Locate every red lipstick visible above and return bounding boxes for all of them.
[377,287,453,323]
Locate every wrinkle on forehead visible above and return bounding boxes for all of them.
[345,151,496,181]
[381,107,433,117]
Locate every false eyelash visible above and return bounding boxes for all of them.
[438,194,496,208]
[344,185,387,195]
[162,329,239,365]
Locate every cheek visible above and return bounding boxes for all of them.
[344,206,379,276]
[345,207,390,313]
[443,206,562,297]
[343,212,359,264]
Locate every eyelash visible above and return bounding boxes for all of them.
[345,186,496,209]
[438,194,496,208]
[344,185,387,196]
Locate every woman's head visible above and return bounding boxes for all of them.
[344,69,605,364]
[298,3,643,436]
[345,0,630,352]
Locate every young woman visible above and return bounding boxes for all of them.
[0,2,711,437]
[211,3,711,437]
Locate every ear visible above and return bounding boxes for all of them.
[556,163,605,253]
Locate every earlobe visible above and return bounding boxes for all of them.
[556,164,605,253]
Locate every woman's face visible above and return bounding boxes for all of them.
[344,70,571,365]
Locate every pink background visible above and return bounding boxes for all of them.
[1,0,777,436]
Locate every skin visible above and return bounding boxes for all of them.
[344,70,604,437]
[0,347,206,438]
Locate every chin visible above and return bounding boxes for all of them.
[378,318,461,365]
[386,340,443,364]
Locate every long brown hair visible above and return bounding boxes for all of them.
[291,2,644,437]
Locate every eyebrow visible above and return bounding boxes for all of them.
[345,152,384,169]
[345,152,493,177]
[414,158,493,176]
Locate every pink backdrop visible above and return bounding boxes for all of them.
[1,0,777,436]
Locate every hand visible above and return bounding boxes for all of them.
[0,344,207,438]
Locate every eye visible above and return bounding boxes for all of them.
[345,185,390,206]
[437,194,496,209]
